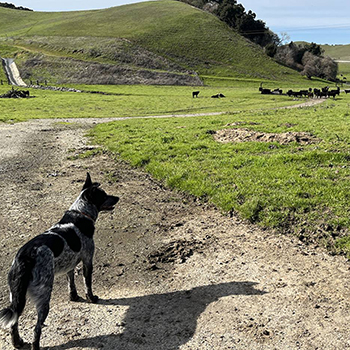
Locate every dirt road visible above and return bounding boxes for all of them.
[1,116,350,350]
[1,58,27,87]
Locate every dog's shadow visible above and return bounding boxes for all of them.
[46,281,266,350]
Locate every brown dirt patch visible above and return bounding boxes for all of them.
[214,128,320,145]
[147,238,210,266]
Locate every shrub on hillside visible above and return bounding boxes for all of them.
[275,42,338,81]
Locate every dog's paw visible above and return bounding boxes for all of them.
[31,343,39,350]
[70,291,80,302]
[13,339,30,349]
[86,294,99,303]
[13,339,24,349]
[12,335,25,349]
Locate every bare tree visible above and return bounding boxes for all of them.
[279,32,290,45]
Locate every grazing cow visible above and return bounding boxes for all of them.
[299,90,309,97]
[327,90,338,99]
[345,89,350,94]
[287,90,302,98]
[313,88,321,98]
[329,87,340,96]
[314,88,328,98]
[192,91,200,98]
[211,93,225,98]
[318,91,328,98]
[259,83,271,94]
[272,88,283,95]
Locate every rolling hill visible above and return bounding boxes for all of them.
[321,44,350,79]
[322,44,350,61]
[0,0,300,85]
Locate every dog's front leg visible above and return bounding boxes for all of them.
[67,270,79,301]
[83,261,98,303]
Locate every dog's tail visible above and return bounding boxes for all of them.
[0,307,18,328]
[0,255,33,328]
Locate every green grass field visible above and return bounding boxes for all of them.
[1,74,350,256]
[0,82,321,122]
[84,90,350,257]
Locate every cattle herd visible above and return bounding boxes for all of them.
[192,85,350,100]
[259,83,350,99]
[287,87,340,99]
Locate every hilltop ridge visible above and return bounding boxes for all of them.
[0,0,300,85]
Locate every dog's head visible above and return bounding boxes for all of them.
[81,173,119,212]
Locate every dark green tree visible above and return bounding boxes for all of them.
[305,42,324,57]
[215,0,245,28]
[0,2,32,10]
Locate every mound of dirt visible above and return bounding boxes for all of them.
[214,128,320,145]
[147,239,207,266]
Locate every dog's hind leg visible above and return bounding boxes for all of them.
[32,296,51,350]
[3,255,33,348]
[11,323,24,349]
[67,269,79,301]
[29,247,54,350]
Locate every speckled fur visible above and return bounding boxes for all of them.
[0,173,119,350]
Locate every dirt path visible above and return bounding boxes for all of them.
[1,58,27,87]
[279,98,325,109]
[1,115,350,350]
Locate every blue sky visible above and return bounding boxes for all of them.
[241,1,350,45]
[15,0,350,45]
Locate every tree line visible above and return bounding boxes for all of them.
[275,42,338,81]
[178,0,338,81]
[0,2,33,11]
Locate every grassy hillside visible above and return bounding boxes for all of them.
[0,1,301,85]
[321,45,350,82]
[322,44,350,61]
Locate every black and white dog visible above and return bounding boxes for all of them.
[0,173,119,350]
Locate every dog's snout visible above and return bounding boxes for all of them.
[100,195,119,211]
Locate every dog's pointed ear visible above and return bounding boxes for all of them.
[83,172,93,190]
